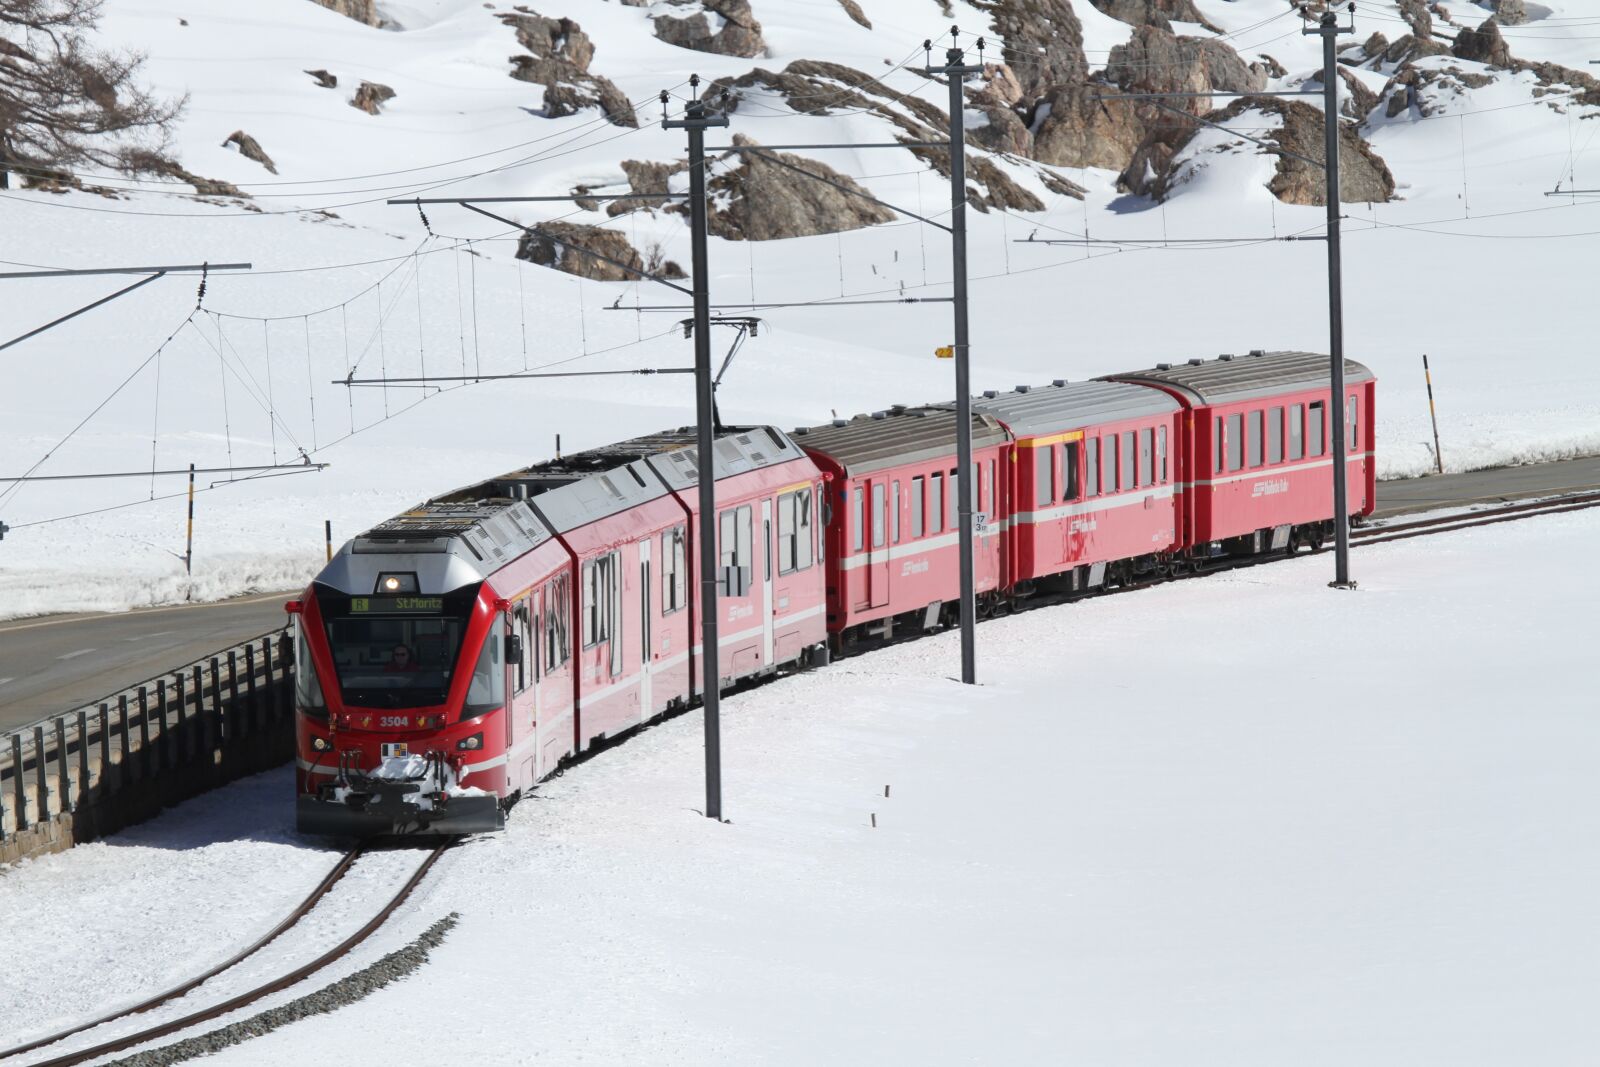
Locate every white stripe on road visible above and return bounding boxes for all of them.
[56,648,96,661]
[0,678,13,687]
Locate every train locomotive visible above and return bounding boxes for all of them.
[291,349,1375,836]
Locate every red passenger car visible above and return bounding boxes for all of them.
[291,426,827,836]
[1107,350,1377,554]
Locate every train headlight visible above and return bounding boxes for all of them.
[456,733,483,751]
[311,736,331,752]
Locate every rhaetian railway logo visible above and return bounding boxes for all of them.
[1252,479,1290,498]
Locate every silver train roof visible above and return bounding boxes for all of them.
[314,426,803,596]
[1104,350,1375,405]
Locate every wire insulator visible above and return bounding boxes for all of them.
[194,263,208,310]
[416,202,433,235]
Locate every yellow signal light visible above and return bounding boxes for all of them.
[935,345,953,359]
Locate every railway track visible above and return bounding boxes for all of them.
[0,838,454,1067]
[1349,489,1600,548]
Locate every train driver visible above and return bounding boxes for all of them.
[384,643,420,673]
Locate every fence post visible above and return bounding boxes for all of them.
[33,725,50,821]
[175,673,189,760]
[0,740,7,841]
[192,665,207,760]
[98,704,112,795]
[77,709,90,810]
[139,686,153,777]
[209,657,223,755]
[55,718,71,814]
[157,679,173,770]
[227,649,242,742]
[11,734,26,831]
[118,695,133,785]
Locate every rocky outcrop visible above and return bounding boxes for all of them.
[1106,25,1267,114]
[836,0,871,27]
[1089,0,1220,33]
[350,81,394,114]
[123,150,245,198]
[703,135,895,239]
[516,222,685,280]
[222,130,277,174]
[1362,32,1389,59]
[602,159,689,216]
[653,0,766,59]
[304,68,338,89]
[1031,83,1152,170]
[501,11,638,127]
[1338,69,1379,122]
[1122,97,1395,205]
[1486,0,1527,25]
[982,0,1088,100]
[1453,17,1512,66]
[1381,34,1452,65]
[1399,0,1433,38]
[310,0,380,26]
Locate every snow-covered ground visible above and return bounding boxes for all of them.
[3,510,1597,1064]
[1,0,1597,620]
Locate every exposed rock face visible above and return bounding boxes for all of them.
[501,11,638,126]
[1362,32,1389,58]
[516,222,685,280]
[310,0,380,26]
[1031,83,1151,170]
[1338,69,1379,122]
[1399,0,1433,38]
[653,0,766,58]
[1106,25,1267,114]
[222,130,277,174]
[1488,0,1527,25]
[1123,97,1395,205]
[1382,33,1452,65]
[304,68,338,88]
[703,135,895,239]
[605,158,690,216]
[1089,0,1219,33]
[836,0,871,27]
[123,150,245,198]
[350,81,395,114]
[982,0,1088,100]
[1453,17,1512,66]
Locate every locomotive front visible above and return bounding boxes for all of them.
[290,538,511,837]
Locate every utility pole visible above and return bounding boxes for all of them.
[1307,4,1356,589]
[664,81,731,820]
[926,30,984,685]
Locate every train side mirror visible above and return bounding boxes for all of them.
[505,633,523,665]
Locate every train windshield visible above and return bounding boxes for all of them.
[315,584,481,709]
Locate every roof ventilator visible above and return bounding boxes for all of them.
[1015,384,1031,393]
[1052,379,1067,387]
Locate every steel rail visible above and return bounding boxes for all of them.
[0,845,367,1060]
[23,839,454,1067]
[1351,490,1600,540]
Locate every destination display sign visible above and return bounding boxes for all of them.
[348,596,444,614]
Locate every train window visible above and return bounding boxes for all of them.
[1227,413,1243,472]
[463,627,505,718]
[1063,441,1081,501]
[871,483,886,548]
[989,460,997,517]
[778,490,813,574]
[513,598,534,693]
[1157,426,1168,482]
[544,575,569,670]
[1348,395,1359,453]
[1085,438,1099,497]
[1268,406,1284,464]
[581,554,617,649]
[892,480,901,544]
[912,477,925,537]
[1215,416,1225,474]
[1036,447,1053,504]
[929,473,944,533]
[581,562,596,647]
[1103,434,1117,492]
[1289,404,1304,461]
[1120,431,1134,490]
[662,526,686,613]
[718,505,753,595]
[1247,411,1264,468]
[950,468,960,529]
[1309,401,1326,456]
[1137,428,1152,487]
[852,487,864,552]
[293,620,326,711]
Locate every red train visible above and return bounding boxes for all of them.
[290,350,1375,835]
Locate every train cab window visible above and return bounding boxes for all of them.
[463,628,505,718]
[911,476,925,537]
[1120,431,1134,490]
[1247,411,1264,468]
[1289,404,1304,461]
[544,574,570,670]
[852,487,864,552]
[1226,413,1244,472]
[891,480,901,544]
[662,526,686,613]
[929,473,944,533]
[1348,396,1359,453]
[1103,434,1117,492]
[513,597,534,693]
[1036,447,1053,505]
[1063,441,1082,501]
[1137,428,1152,487]
[1309,401,1326,457]
[1085,438,1099,497]
[1157,426,1168,482]
[871,483,886,548]
[778,489,813,574]
[1268,407,1284,464]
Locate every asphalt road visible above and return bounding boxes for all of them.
[2,454,1597,734]
[0,592,293,733]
